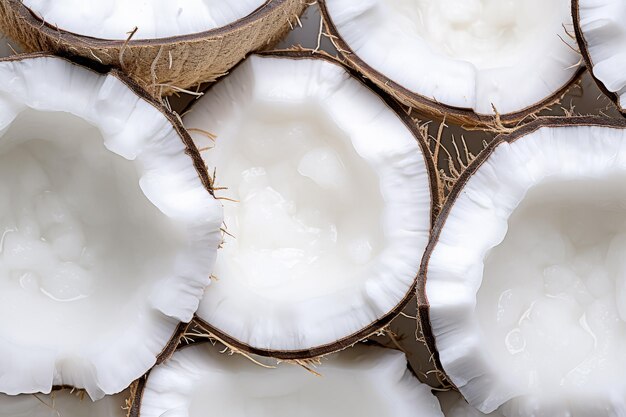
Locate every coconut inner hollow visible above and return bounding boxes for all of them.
[478,177,626,399]
[21,0,268,39]
[324,0,579,114]
[0,110,183,344]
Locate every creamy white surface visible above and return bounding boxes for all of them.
[186,55,431,352]
[0,390,126,417]
[426,125,626,415]
[324,0,579,115]
[0,56,222,399]
[577,0,626,111]
[21,0,267,40]
[140,344,443,417]
[438,391,504,417]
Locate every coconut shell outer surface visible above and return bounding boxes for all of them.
[416,115,626,385]
[0,0,307,96]
[318,0,584,129]
[572,0,626,117]
[190,50,440,361]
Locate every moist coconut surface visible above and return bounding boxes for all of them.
[323,0,579,115]
[0,56,222,398]
[437,391,504,417]
[425,122,626,416]
[576,0,626,111]
[138,344,443,417]
[20,0,268,40]
[0,390,126,417]
[186,54,432,354]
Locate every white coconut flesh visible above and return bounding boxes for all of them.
[0,390,126,417]
[577,0,626,111]
[0,56,222,398]
[184,55,432,353]
[426,124,626,416]
[139,344,443,417]
[437,391,504,417]
[323,0,580,115]
[20,0,268,40]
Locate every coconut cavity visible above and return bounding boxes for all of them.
[423,122,626,416]
[20,0,268,39]
[137,344,443,417]
[478,177,626,406]
[0,56,222,398]
[185,54,432,354]
[575,0,626,111]
[0,390,126,417]
[322,0,579,115]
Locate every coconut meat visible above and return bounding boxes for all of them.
[576,0,626,110]
[139,344,443,417]
[437,391,504,417]
[0,56,222,398]
[186,55,431,352]
[426,125,626,415]
[20,0,268,40]
[0,390,126,417]
[323,0,579,114]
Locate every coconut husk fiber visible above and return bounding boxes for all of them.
[0,0,307,96]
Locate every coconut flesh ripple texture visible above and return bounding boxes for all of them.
[0,56,223,399]
[137,344,443,417]
[185,54,432,354]
[323,0,580,115]
[0,390,126,417]
[576,0,626,112]
[20,0,268,40]
[425,123,626,416]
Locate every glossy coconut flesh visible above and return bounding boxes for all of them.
[20,0,269,39]
[323,0,579,114]
[0,390,126,417]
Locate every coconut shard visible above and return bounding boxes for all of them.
[319,0,582,127]
[184,52,436,359]
[130,343,444,417]
[573,0,626,116]
[0,0,306,95]
[0,390,127,417]
[0,54,222,399]
[419,117,626,416]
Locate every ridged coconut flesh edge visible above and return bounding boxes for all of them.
[0,389,127,416]
[184,51,438,360]
[573,0,626,116]
[418,116,626,415]
[0,53,222,399]
[318,0,584,127]
[0,0,307,96]
[129,343,444,417]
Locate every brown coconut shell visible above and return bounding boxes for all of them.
[189,49,440,361]
[0,52,211,392]
[318,0,585,128]
[572,0,626,117]
[0,0,307,96]
[417,115,626,377]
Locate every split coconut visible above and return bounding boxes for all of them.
[130,343,444,417]
[0,54,222,398]
[0,0,307,95]
[0,390,126,417]
[573,0,626,115]
[184,52,436,358]
[419,117,626,416]
[319,0,582,126]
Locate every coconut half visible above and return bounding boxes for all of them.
[131,343,443,417]
[0,0,306,95]
[319,0,582,126]
[419,117,626,416]
[0,54,222,399]
[0,390,127,417]
[184,52,435,358]
[573,0,626,115]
